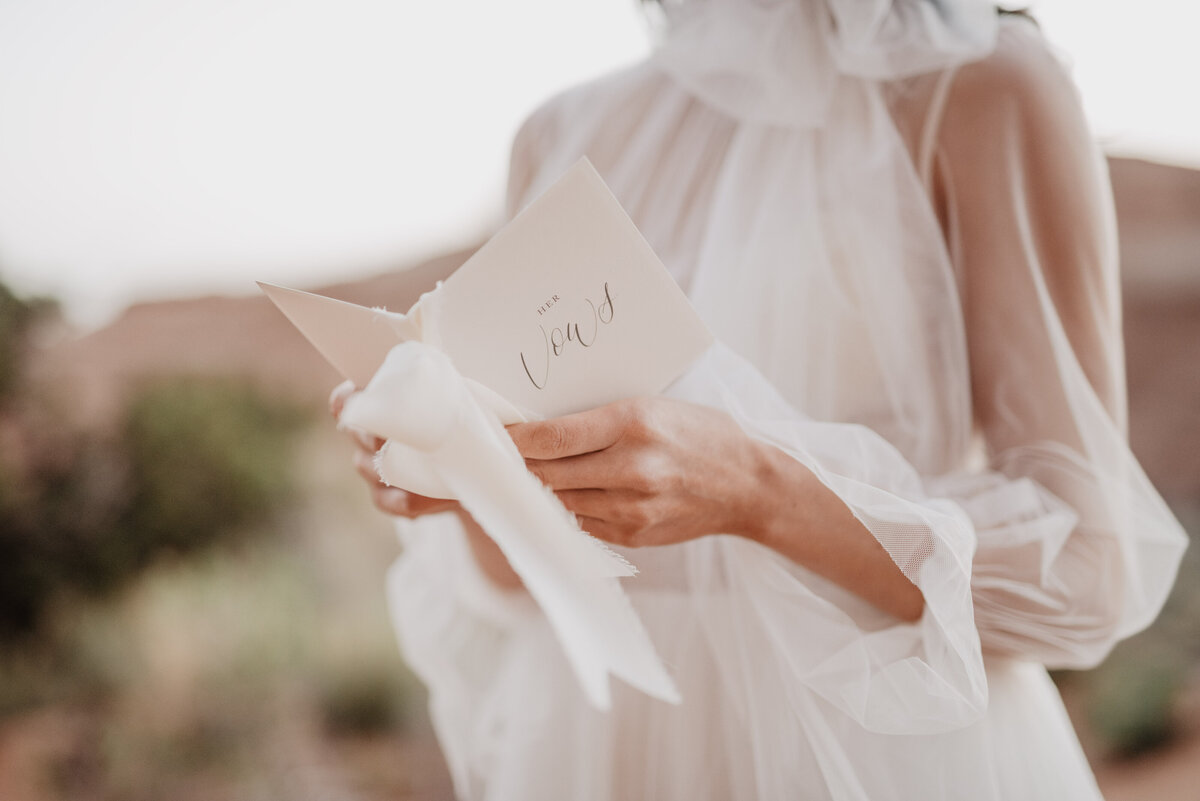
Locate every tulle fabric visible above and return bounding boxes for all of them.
[384,12,1188,801]
[652,0,997,128]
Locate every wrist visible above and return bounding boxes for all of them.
[726,436,927,622]
[732,438,814,548]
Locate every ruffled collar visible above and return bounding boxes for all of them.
[651,0,997,128]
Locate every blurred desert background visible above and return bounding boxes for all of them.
[0,155,1197,801]
[2,1,1200,799]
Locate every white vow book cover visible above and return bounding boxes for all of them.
[261,159,711,708]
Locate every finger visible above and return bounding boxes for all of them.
[371,485,412,516]
[406,493,460,516]
[574,514,631,547]
[354,449,383,484]
[370,483,459,518]
[329,379,356,419]
[554,488,623,517]
[507,405,625,460]
[558,489,657,539]
[352,428,385,453]
[526,453,618,491]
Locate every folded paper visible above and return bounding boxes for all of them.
[261,158,713,707]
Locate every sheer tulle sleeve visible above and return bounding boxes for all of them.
[663,347,992,737]
[929,35,1188,668]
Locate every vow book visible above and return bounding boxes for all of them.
[260,159,712,708]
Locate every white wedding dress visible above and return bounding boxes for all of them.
[382,4,1188,799]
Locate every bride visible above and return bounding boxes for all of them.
[331,1,1188,798]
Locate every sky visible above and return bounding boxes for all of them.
[0,0,1196,328]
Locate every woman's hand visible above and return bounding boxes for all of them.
[509,396,924,620]
[508,397,773,547]
[328,380,459,519]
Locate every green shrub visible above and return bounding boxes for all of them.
[0,377,307,640]
[1086,645,1187,757]
[1071,501,1199,758]
[0,281,56,401]
[316,659,414,736]
[108,379,306,585]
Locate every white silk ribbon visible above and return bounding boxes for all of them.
[340,339,681,709]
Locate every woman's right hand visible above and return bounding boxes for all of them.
[328,380,461,519]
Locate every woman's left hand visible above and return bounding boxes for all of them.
[509,396,925,620]
[507,397,771,548]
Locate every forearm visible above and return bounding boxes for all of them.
[738,441,926,622]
